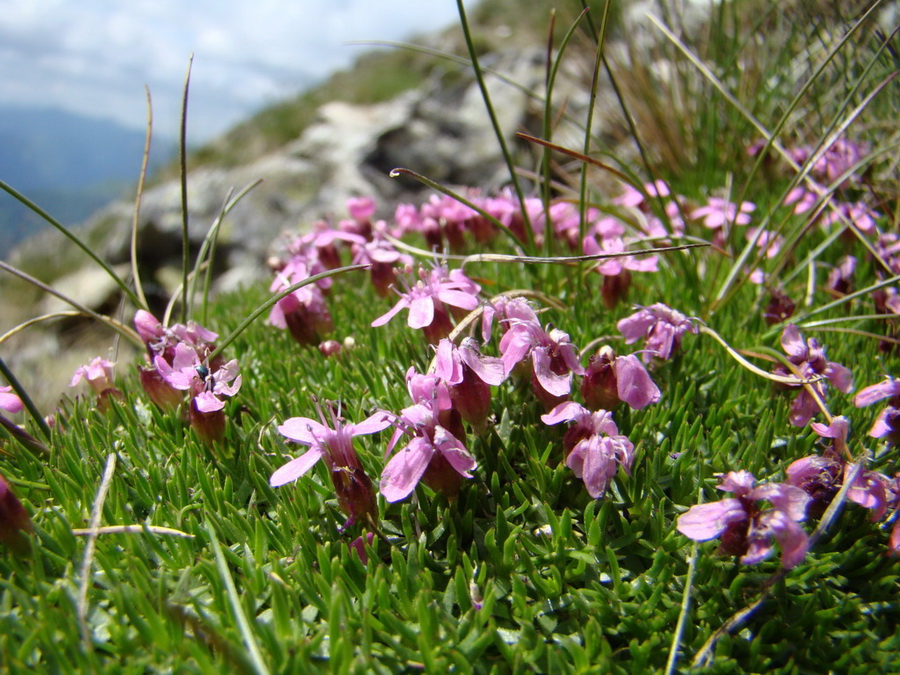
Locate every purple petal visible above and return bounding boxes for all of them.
[194,391,225,413]
[579,438,618,498]
[153,355,194,391]
[277,417,329,445]
[499,334,531,374]
[433,426,476,477]
[134,310,163,343]
[853,378,900,407]
[825,362,853,393]
[408,296,435,329]
[618,311,654,343]
[436,289,479,311]
[615,354,661,410]
[676,498,747,540]
[349,411,393,436]
[532,347,571,397]
[764,509,809,569]
[371,298,408,327]
[0,387,24,414]
[270,447,325,486]
[780,325,806,361]
[379,437,434,502]
[719,470,756,495]
[751,482,810,521]
[541,401,586,426]
[459,338,506,386]
[870,407,900,438]
[434,340,463,383]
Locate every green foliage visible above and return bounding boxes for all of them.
[2,0,900,672]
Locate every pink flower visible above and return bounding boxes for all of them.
[371,263,481,344]
[498,303,584,410]
[351,235,412,297]
[296,219,365,270]
[70,357,116,395]
[613,180,672,211]
[581,346,661,411]
[380,401,476,502]
[0,386,23,414]
[346,196,377,227]
[541,401,635,498]
[582,225,659,308]
[134,311,223,409]
[813,138,869,188]
[154,343,241,414]
[786,417,849,517]
[854,376,900,442]
[676,470,810,569]
[434,338,506,430]
[617,303,697,364]
[820,201,881,234]
[691,197,755,229]
[783,186,819,215]
[273,401,391,527]
[774,325,852,427]
[826,256,856,295]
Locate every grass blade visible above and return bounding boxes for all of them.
[204,520,270,675]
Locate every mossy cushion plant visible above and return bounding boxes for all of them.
[1,1,899,672]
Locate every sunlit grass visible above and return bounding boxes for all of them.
[1,0,899,672]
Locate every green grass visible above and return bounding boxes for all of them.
[2,0,900,672]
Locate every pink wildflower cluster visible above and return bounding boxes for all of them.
[772,325,852,427]
[677,470,811,569]
[371,262,481,344]
[786,417,900,557]
[134,309,241,445]
[274,292,663,508]
[395,189,544,252]
[379,338,504,502]
[268,196,413,347]
[617,303,698,365]
[772,137,881,236]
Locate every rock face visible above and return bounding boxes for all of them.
[11,46,587,310]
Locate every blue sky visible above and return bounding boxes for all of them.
[0,1,468,141]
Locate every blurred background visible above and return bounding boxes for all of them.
[0,0,468,252]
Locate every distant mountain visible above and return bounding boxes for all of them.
[0,106,176,252]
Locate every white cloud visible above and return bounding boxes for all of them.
[0,0,466,141]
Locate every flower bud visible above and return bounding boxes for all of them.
[0,473,32,555]
[139,366,184,410]
[581,347,620,411]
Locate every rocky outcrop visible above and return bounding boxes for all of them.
[12,46,592,313]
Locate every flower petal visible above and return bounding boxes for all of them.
[676,498,747,541]
[764,509,809,569]
[277,417,329,445]
[270,447,325,487]
[615,354,661,410]
[433,426,476,478]
[350,412,393,436]
[408,296,435,329]
[532,347,571,397]
[380,437,434,502]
